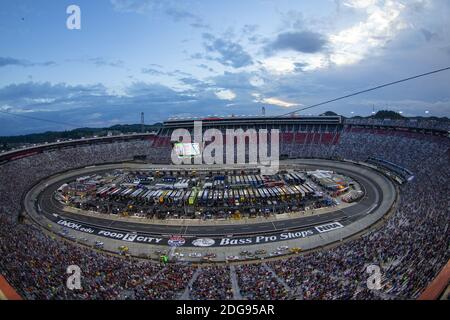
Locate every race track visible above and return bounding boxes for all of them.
[24,160,396,248]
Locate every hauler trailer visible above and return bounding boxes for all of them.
[171,190,179,202]
[145,190,156,201]
[121,188,134,197]
[299,185,311,196]
[277,187,287,199]
[163,190,173,203]
[278,187,286,199]
[202,190,209,203]
[238,189,244,201]
[303,184,315,194]
[248,188,255,200]
[96,186,108,196]
[139,190,150,199]
[183,190,191,202]
[281,186,293,197]
[265,188,274,198]
[110,188,122,197]
[257,188,264,198]
[285,186,297,196]
[208,190,214,202]
[130,189,144,198]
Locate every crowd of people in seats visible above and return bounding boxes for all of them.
[345,118,450,131]
[189,266,234,300]
[0,126,448,300]
[235,264,290,300]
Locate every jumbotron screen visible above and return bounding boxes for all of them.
[173,142,201,158]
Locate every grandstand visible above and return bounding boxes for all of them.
[0,116,448,300]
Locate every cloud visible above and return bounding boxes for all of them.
[88,57,124,68]
[66,57,125,68]
[329,0,407,66]
[342,0,378,9]
[164,7,208,28]
[420,28,438,42]
[252,93,300,108]
[215,89,236,101]
[259,0,417,74]
[197,63,215,72]
[265,31,328,55]
[110,0,208,28]
[202,33,253,68]
[211,71,258,91]
[0,57,55,68]
[0,57,28,67]
[141,67,166,76]
[242,24,259,34]
[141,66,193,79]
[110,0,160,14]
[0,80,244,135]
[178,77,206,87]
[0,82,106,102]
[260,56,300,75]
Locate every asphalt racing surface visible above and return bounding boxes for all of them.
[26,160,392,248]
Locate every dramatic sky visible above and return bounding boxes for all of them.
[0,0,449,135]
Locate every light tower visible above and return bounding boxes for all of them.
[140,112,144,133]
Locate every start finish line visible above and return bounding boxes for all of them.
[55,218,345,248]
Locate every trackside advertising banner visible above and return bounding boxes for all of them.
[55,218,345,247]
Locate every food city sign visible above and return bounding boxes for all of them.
[56,219,164,244]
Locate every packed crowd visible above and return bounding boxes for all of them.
[345,118,450,131]
[0,125,448,300]
[189,266,234,300]
[235,264,290,300]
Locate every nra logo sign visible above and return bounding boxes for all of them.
[314,222,344,233]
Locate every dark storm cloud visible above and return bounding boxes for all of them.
[0,81,237,135]
[265,31,327,54]
[0,82,106,105]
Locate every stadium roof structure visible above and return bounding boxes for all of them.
[163,115,343,128]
